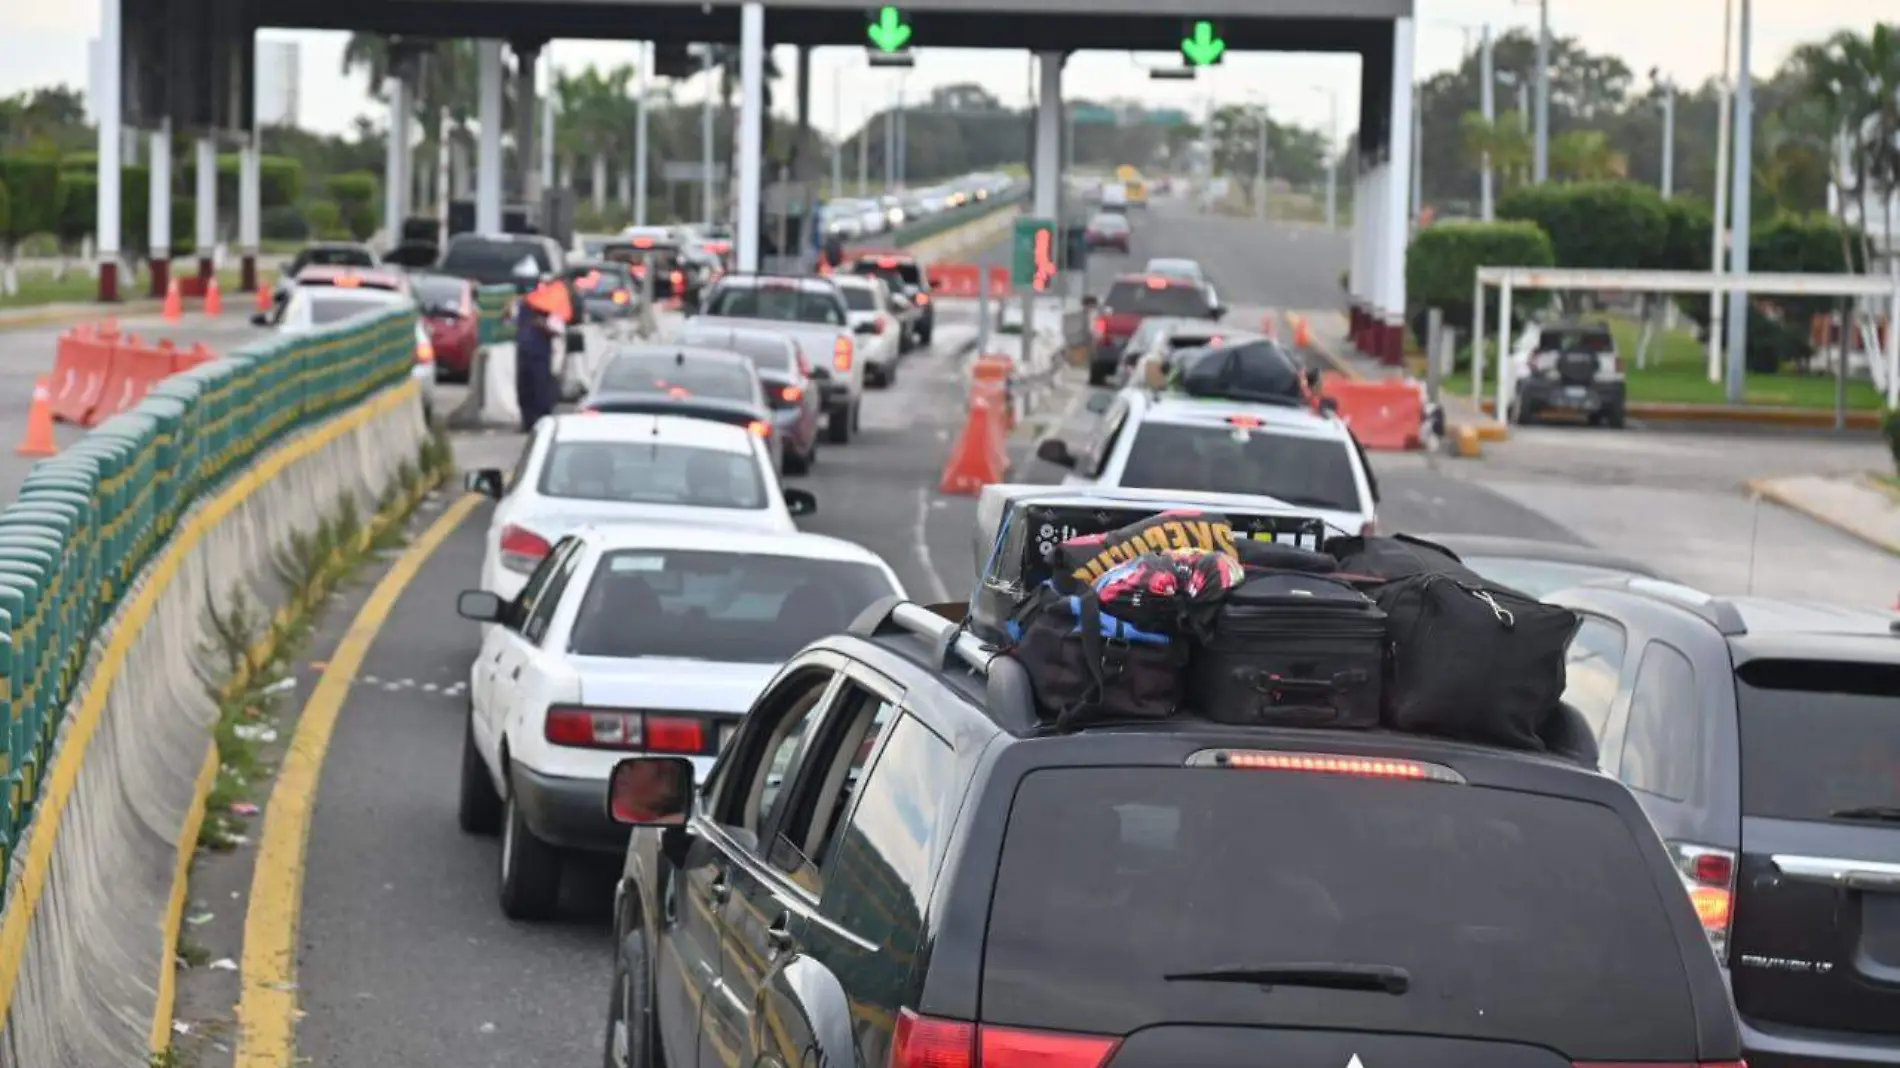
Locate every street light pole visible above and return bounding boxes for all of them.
[700,44,716,224]
[1479,24,1495,220]
[634,40,651,226]
[1659,79,1675,198]
[1722,0,1754,403]
[831,59,844,197]
[1708,0,1735,383]
[1312,85,1339,230]
[1255,109,1268,220]
[1532,0,1550,183]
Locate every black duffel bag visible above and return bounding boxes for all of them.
[1188,571,1387,729]
[1178,339,1307,405]
[1322,532,1491,587]
[1007,589,1187,730]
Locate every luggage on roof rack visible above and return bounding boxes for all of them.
[1174,338,1312,406]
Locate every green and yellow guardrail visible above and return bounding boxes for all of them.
[0,305,418,899]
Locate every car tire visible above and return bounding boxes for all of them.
[603,929,659,1068]
[1087,364,1110,387]
[1601,408,1626,429]
[882,361,898,387]
[918,324,933,346]
[458,709,503,836]
[827,404,852,444]
[498,786,563,920]
[783,440,812,475]
[865,366,886,390]
[852,401,863,433]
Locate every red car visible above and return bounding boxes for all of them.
[408,272,481,382]
[1088,273,1222,386]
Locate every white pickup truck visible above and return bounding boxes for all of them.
[686,274,868,444]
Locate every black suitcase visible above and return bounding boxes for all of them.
[1187,572,1387,728]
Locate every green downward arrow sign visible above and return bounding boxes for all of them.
[1181,21,1225,66]
[868,7,913,52]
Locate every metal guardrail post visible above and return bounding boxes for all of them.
[1425,307,1443,407]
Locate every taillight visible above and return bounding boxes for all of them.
[914,292,929,305]
[612,290,630,305]
[671,270,684,290]
[1670,841,1736,962]
[1204,749,1467,783]
[544,708,710,753]
[1090,315,1106,341]
[834,336,854,372]
[889,1010,1121,1068]
[748,420,772,437]
[497,524,551,574]
[780,385,803,403]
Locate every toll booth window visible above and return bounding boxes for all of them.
[1104,281,1210,318]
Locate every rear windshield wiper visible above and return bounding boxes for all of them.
[1830,806,1900,824]
[1164,962,1410,995]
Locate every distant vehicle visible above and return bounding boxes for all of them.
[273,241,377,303]
[438,232,568,286]
[581,345,783,473]
[832,274,907,388]
[259,266,437,421]
[1084,212,1132,252]
[1144,257,1221,312]
[601,231,695,302]
[563,260,640,325]
[406,271,481,382]
[1099,183,1129,214]
[1511,319,1627,428]
[453,522,903,920]
[845,250,933,347]
[1088,273,1225,386]
[571,232,619,259]
[464,411,814,602]
[671,323,824,474]
[690,274,863,445]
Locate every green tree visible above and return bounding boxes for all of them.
[1497,180,1670,270]
[1460,109,1533,193]
[1405,219,1556,353]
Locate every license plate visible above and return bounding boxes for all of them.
[718,723,738,751]
[1563,386,1587,403]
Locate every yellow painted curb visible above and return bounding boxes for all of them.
[1452,425,1484,458]
[233,491,482,1068]
[0,380,421,1032]
[1746,477,1900,558]
[1474,420,1510,442]
[149,746,219,1053]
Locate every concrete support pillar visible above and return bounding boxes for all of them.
[1381,16,1416,366]
[239,130,260,291]
[735,3,765,271]
[477,41,504,233]
[1363,163,1384,355]
[634,40,651,226]
[513,44,541,210]
[148,121,172,298]
[95,0,124,301]
[1348,169,1367,349]
[195,136,217,280]
[1032,53,1063,220]
[385,75,410,253]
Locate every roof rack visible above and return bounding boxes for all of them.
[1620,578,1749,635]
[846,596,1039,734]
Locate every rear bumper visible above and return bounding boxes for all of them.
[1741,1015,1900,1068]
[1517,378,1626,412]
[1091,343,1127,372]
[512,763,628,854]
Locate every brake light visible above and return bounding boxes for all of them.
[915,292,929,305]
[1226,414,1261,429]
[671,270,684,290]
[1145,277,1169,289]
[644,715,707,753]
[1671,841,1736,961]
[497,524,551,574]
[612,290,630,305]
[415,323,435,364]
[878,256,900,267]
[1205,749,1467,783]
[546,706,643,749]
[834,336,854,372]
[633,237,655,248]
[780,385,804,403]
[335,274,361,288]
[748,420,772,437]
[1091,315,1106,341]
[889,1010,1121,1068]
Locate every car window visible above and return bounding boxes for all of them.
[441,239,551,285]
[294,291,402,327]
[566,549,899,663]
[1562,616,1627,747]
[704,285,847,325]
[840,285,881,312]
[1736,658,1900,822]
[297,247,374,270]
[707,669,835,852]
[538,440,766,509]
[1105,281,1211,318]
[983,767,1700,1060]
[1619,642,1701,801]
[1085,401,1130,479]
[523,541,586,645]
[512,538,580,629]
[676,331,797,374]
[749,681,833,848]
[849,261,921,288]
[598,352,756,401]
[1118,423,1362,514]
[1538,327,1615,353]
[410,274,468,307]
[766,684,902,894]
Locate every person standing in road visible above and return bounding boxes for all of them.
[510,257,561,432]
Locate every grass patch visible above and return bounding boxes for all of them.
[0,266,247,310]
[1443,314,1887,411]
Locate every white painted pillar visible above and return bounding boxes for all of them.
[195,136,217,279]
[1886,280,1899,409]
[1366,163,1386,350]
[239,129,260,291]
[735,3,765,272]
[94,0,124,301]
[634,40,651,226]
[1032,53,1063,220]
[148,121,172,298]
[1347,171,1363,332]
[385,75,409,252]
[477,40,504,234]
[1383,16,1417,364]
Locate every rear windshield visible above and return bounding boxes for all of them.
[537,440,765,510]
[1105,281,1210,318]
[677,331,797,373]
[704,285,847,326]
[441,239,552,284]
[840,286,880,312]
[1120,423,1362,514]
[1738,659,1900,822]
[1538,328,1614,353]
[297,292,402,326]
[292,247,374,272]
[599,353,755,402]
[569,265,633,292]
[569,550,897,663]
[984,767,1697,1059]
[409,274,468,307]
[851,261,922,287]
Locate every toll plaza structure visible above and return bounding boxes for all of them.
[91,0,1416,350]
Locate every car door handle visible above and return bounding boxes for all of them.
[510,666,521,680]
[765,914,795,954]
[708,871,730,904]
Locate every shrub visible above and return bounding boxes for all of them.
[1405,219,1557,354]
[171,197,196,258]
[1497,180,1671,270]
[0,156,67,250]
[0,178,10,237]
[261,204,309,243]
[302,200,348,241]
[324,172,379,242]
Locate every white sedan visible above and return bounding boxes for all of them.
[453,522,905,919]
[256,265,437,420]
[832,274,905,388]
[464,411,817,602]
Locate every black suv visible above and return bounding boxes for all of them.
[599,596,1744,1068]
[1548,577,1900,1068]
[1511,320,1627,428]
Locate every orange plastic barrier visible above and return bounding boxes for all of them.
[169,341,217,374]
[985,266,1013,298]
[49,322,117,424]
[940,381,1011,495]
[927,263,980,297]
[91,337,174,423]
[970,354,1017,431]
[1320,375,1426,451]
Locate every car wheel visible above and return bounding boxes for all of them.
[864,366,886,390]
[1087,364,1109,387]
[918,325,932,346]
[498,787,563,920]
[1602,408,1626,429]
[827,404,852,444]
[883,361,898,386]
[457,708,503,836]
[783,439,812,475]
[603,929,658,1068]
[852,401,863,433]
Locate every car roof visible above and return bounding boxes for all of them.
[832,273,881,290]
[673,323,797,350]
[604,344,759,370]
[1423,533,1662,576]
[577,523,887,566]
[717,274,839,292]
[293,266,409,291]
[546,411,755,453]
[1109,272,1200,288]
[1138,393,1347,440]
[1145,257,1200,271]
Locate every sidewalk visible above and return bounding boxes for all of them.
[1288,307,1506,451]
[1749,472,1900,559]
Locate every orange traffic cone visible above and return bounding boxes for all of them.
[162,277,183,323]
[1262,311,1279,341]
[939,392,1009,496]
[255,277,274,315]
[1294,314,1314,349]
[16,377,59,457]
[204,277,223,315]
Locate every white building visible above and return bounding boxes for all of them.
[255,38,301,128]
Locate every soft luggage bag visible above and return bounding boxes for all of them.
[1177,340,1305,404]
[1187,571,1387,728]
[1322,532,1497,589]
[1008,590,1186,729]
[1373,573,1581,750]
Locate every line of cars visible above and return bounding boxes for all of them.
[820,172,1015,241]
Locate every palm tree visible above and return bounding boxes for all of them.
[1461,109,1533,192]
[554,64,637,214]
[1549,129,1625,180]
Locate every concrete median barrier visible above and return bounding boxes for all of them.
[0,303,431,1066]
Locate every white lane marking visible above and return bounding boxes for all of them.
[911,487,953,604]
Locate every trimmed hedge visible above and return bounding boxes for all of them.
[324,172,379,243]
[1405,220,1556,353]
[0,158,66,249]
[0,178,9,238]
[1497,180,1671,271]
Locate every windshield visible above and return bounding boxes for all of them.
[1738,659,1900,822]
[537,440,766,509]
[676,331,797,373]
[840,285,880,312]
[1105,281,1211,319]
[409,275,467,307]
[441,239,551,284]
[849,261,922,288]
[598,353,755,401]
[703,286,847,326]
[1147,259,1200,279]
[1459,557,1640,598]
[569,550,898,663]
[1538,327,1614,353]
[292,247,373,272]
[983,767,1697,1059]
[1120,424,1362,513]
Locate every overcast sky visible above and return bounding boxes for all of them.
[0,0,1880,145]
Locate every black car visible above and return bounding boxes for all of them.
[600,595,1745,1068]
[1512,320,1627,428]
[1544,578,1900,1068]
[564,260,640,323]
[846,252,933,346]
[603,236,696,303]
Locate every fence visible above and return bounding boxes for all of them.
[0,306,418,903]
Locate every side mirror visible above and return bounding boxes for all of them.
[456,589,505,623]
[251,312,272,327]
[784,487,818,517]
[852,320,877,336]
[1035,437,1077,469]
[1212,304,1228,321]
[606,756,696,826]
[463,468,504,498]
[1303,367,1324,392]
[1320,396,1341,415]
[1084,392,1114,415]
